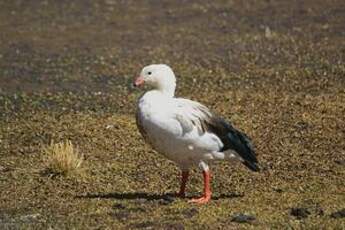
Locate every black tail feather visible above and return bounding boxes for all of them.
[206,117,259,172]
[243,161,260,172]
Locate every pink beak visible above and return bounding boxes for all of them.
[133,75,144,87]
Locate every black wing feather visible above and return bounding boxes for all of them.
[205,117,259,172]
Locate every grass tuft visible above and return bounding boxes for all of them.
[43,140,83,176]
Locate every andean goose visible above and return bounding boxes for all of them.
[134,64,259,204]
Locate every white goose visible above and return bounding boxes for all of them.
[134,64,259,204]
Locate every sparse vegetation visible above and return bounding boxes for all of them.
[0,0,344,229]
[43,140,83,177]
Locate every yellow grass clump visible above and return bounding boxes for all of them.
[43,140,83,176]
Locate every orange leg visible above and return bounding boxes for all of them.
[177,171,189,198]
[189,170,212,204]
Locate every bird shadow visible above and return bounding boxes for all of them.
[75,192,243,201]
[76,192,175,201]
[213,192,244,200]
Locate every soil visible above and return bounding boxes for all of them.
[0,0,344,229]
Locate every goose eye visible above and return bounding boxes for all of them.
[148,71,152,75]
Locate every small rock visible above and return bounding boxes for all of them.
[19,213,41,222]
[273,188,283,193]
[182,208,198,218]
[113,203,126,210]
[158,199,172,205]
[231,213,256,223]
[290,208,311,219]
[158,196,175,205]
[0,166,10,172]
[106,124,114,129]
[335,159,345,166]
[330,209,345,219]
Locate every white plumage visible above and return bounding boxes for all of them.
[134,64,259,203]
[138,91,232,169]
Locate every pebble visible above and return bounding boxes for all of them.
[231,213,256,223]
[290,208,311,219]
[330,209,345,219]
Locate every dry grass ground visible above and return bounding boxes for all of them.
[0,0,344,229]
